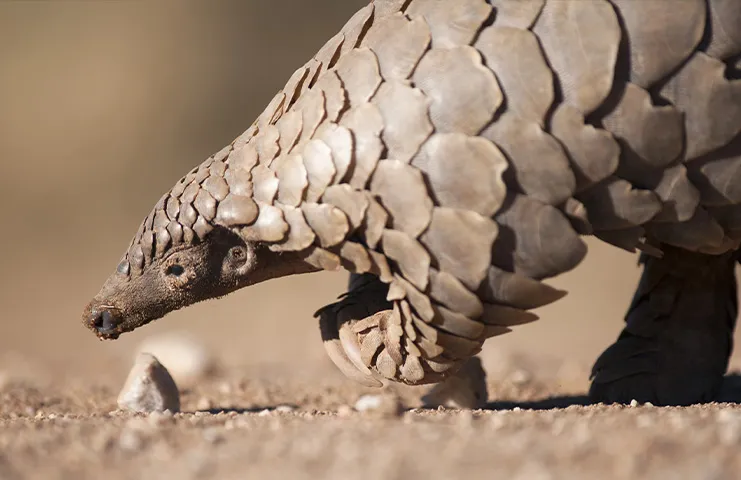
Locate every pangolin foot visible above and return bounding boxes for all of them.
[589,246,739,406]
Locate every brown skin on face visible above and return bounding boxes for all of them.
[83,227,318,340]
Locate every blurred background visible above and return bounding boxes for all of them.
[0,0,729,391]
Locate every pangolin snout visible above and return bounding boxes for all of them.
[87,306,122,339]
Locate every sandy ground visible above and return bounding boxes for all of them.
[4,361,741,480]
[3,1,741,479]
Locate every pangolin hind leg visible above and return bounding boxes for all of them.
[589,245,739,406]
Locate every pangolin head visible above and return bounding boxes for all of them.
[81,147,315,340]
[82,210,263,340]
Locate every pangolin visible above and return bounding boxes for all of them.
[82,0,741,406]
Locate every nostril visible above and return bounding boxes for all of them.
[93,309,118,332]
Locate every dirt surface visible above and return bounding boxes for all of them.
[4,362,741,480]
[3,2,741,479]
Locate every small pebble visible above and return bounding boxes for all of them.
[630,399,639,408]
[196,397,213,411]
[354,393,403,418]
[274,405,296,413]
[336,405,354,417]
[148,410,175,427]
[117,352,180,414]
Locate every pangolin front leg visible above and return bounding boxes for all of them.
[317,273,483,386]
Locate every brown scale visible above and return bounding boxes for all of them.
[412,45,502,135]
[648,207,726,253]
[492,194,586,280]
[601,83,684,172]
[372,81,433,164]
[577,178,662,231]
[302,139,336,203]
[483,114,576,205]
[361,12,431,81]
[280,66,310,116]
[357,193,388,250]
[550,104,619,192]
[255,125,281,165]
[380,229,430,292]
[314,123,354,184]
[339,103,384,189]
[369,159,433,238]
[686,136,741,206]
[333,241,372,274]
[313,31,344,80]
[610,0,706,89]
[705,0,741,61]
[650,165,700,223]
[274,153,308,207]
[411,133,507,218]
[193,190,216,222]
[337,3,375,57]
[240,202,288,243]
[559,198,591,235]
[533,0,620,116]
[292,89,327,149]
[215,194,258,228]
[372,0,409,18]
[313,72,347,123]
[251,165,279,205]
[301,202,349,248]
[391,274,434,322]
[406,0,492,49]
[334,49,383,108]
[429,304,485,341]
[276,110,303,155]
[660,53,741,161]
[256,93,285,133]
[302,246,342,272]
[321,185,369,232]
[428,269,483,319]
[192,216,213,240]
[228,142,258,174]
[223,168,252,199]
[268,205,315,253]
[475,26,553,127]
[489,0,544,30]
[419,207,498,291]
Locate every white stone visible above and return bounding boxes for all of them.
[117,352,180,414]
[354,393,403,418]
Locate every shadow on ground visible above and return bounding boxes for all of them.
[484,374,741,410]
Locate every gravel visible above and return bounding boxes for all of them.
[2,366,741,479]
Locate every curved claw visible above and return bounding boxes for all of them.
[318,303,383,388]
